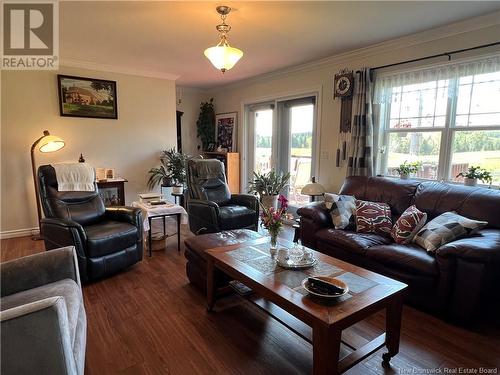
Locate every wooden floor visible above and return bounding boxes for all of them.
[2,223,500,375]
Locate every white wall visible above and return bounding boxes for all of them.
[1,66,176,236]
[208,17,500,193]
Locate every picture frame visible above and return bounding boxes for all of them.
[215,112,237,152]
[57,75,118,119]
[105,168,115,179]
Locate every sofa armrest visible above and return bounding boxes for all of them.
[1,297,77,374]
[105,206,142,227]
[230,194,259,212]
[435,229,500,262]
[187,199,221,234]
[0,247,80,298]
[297,202,332,249]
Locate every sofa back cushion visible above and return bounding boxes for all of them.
[413,181,500,229]
[339,176,420,216]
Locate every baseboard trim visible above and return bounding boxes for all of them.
[0,227,40,240]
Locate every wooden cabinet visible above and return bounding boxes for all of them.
[97,178,127,206]
[203,152,240,193]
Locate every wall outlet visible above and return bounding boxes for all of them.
[320,151,329,160]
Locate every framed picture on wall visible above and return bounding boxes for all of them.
[57,75,118,119]
[215,112,237,152]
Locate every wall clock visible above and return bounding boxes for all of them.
[334,71,354,99]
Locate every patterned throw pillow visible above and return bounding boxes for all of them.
[413,211,488,252]
[355,200,392,236]
[324,193,356,229]
[391,205,427,244]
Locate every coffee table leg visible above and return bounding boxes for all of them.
[382,292,404,366]
[148,217,152,257]
[313,324,341,375]
[206,258,215,312]
[177,213,181,252]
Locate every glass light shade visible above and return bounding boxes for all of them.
[39,135,65,153]
[204,44,243,72]
[301,182,326,196]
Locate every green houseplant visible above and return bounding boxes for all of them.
[395,161,421,179]
[456,166,492,186]
[196,98,215,151]
[248,170,291,209]
[147,149,190,192]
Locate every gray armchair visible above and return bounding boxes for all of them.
[1,247,86,375]
[186,159,259,234]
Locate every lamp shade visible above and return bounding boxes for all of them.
[204,44,243,73]
[301,181,326,196]
[39,134,65,153]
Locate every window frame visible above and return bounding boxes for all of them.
[380,71,500,185]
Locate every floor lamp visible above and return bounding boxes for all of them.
[31,130,65,240]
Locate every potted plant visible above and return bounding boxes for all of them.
[196,98,215,151]
[162,148,190,193]
[147,149,190,193]
[395,161,421,179]
[248,170,291,210]
[456,166,492,186]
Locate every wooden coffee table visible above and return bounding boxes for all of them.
[205,237,407,375]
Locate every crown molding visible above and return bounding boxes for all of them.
[209,11,500,93]
[60,58,180,81]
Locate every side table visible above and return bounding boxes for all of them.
[132,201,187,256]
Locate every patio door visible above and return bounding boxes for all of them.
[247,96,317,208]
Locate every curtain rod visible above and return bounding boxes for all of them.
[356,41,500,74]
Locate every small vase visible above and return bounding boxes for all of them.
[269,232,279,258]
[400,173,409,180]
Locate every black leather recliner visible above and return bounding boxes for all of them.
[186,159,259,234]
[38,165,143,283]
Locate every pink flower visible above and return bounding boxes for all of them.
[278,195,288,210]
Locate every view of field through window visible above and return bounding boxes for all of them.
[384,71,500,185]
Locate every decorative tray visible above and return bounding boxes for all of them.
[276,257,318,270]
[301,276,349,299]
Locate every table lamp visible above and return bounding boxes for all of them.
[31,130,65,240]
[301,177,325,202]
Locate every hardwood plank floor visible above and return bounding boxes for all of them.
[1,223,499,374]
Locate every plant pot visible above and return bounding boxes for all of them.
[464,178,478,187]
[162,177,173,187]
[399,173,410,180]
[172,185,184,194]
[261,194,279,210]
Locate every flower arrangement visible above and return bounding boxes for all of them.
[260,194,288,249]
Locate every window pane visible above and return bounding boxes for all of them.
[254,109,273,174]
[455,71,500,127]
[389,81,449,129]
[386,132,441,180]
[289,104,313,207]
[450,130,500,185]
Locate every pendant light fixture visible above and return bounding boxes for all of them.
[204,6,243,73]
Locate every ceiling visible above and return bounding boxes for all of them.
[60,1,500,89]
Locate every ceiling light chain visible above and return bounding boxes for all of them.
[204,5,243,73]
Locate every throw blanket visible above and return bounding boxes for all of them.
[52,163,95,192]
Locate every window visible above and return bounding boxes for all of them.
[376,56,500,185]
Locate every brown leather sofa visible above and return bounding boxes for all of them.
[298,176,500,322]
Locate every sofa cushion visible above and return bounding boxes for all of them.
[219,205,257,230]
[84,220,138,258]
[391,205,427,244]
[0,278,82,346]
[324,194,356,230]
[413,211,488,252]
[316,228,393,255]
[366,244,439,276]
[355,200,392,237]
